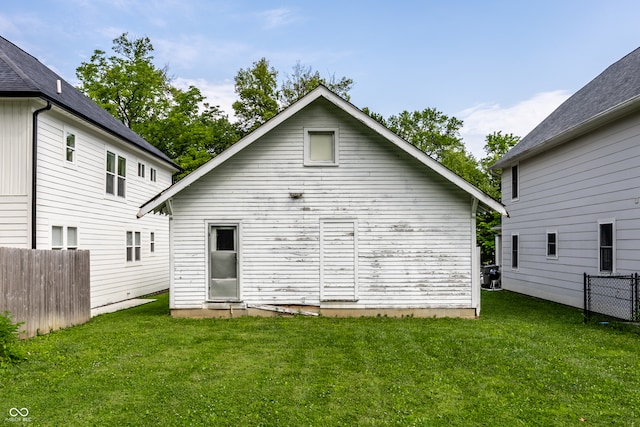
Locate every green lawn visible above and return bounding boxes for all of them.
[1,291,639,426]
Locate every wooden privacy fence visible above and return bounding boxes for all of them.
[0,247,90,338]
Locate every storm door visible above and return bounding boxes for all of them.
[209,226,239,300]
[320,220,358,301]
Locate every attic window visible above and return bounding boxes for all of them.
[304,128,339,166]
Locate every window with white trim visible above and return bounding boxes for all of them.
[546,231,558,258]
[126,231,141,262]
[150,232,155,254]
[52,226,78,250]
[138,162,145,178]
[598,221,615,273]
[150,167,157,182]
[106,151,126,197]
[304,128,339,166]
[65,131,76,164]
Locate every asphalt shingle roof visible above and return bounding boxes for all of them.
[0,36,177,168]
[493,47,640,169]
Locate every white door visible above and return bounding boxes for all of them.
[209,226,238,300]
[320,220,358,301]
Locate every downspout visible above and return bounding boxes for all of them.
[31,101,52,249]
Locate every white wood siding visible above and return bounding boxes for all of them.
[171,100,474,309]
[501,111,640,307]
[0,100,32,248]
[0,195,29,248]
[33,109,173,308]
[0,100,31,195]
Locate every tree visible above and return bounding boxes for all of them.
[385,108,465,161]
[233,59,354,135]
[232,58,280,134]
[76,33,170,131]
[76,33,239,178]
[280,62,353,106]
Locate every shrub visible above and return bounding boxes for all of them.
[0,311,25,366]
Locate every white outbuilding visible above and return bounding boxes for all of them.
[139,86,506,318]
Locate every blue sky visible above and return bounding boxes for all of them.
[2,0,640,157]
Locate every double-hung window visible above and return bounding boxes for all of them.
[304,128,339,166]
[138,162,145,178]
[546,231,558,258]
[106,151,126,197]
[599,221,615,273]
[150,232,155,254]
[511,234,519,269]
[150,167,157,182]
[52,226,78,250]
[126,231,141,263]
[65,131,76,164]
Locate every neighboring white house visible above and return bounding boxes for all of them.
[139,86,506,318]
[0,36,179,308]
[492,47,640,309]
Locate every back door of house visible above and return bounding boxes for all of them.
[320,220,358,301]
[209,226,238,300]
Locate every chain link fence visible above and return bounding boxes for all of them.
[583,273,639,322]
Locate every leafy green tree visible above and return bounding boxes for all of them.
[232,58,280,134]
[385,109,465,161]
[280,62,353,106]
[76,33,239,177]
[76,33,170,131]
[233,59,354,134]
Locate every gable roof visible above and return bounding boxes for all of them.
[138,85,506,218]
[0,36,178,169]
[493,47,640,169]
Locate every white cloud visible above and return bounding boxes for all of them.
[259,8,298,29]
[173,77,236,118]
[458,90,571,158]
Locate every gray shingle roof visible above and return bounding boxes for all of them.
[493,47,640,169]
[0,36,178,169]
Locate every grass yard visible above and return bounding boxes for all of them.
[1,291,639,426]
